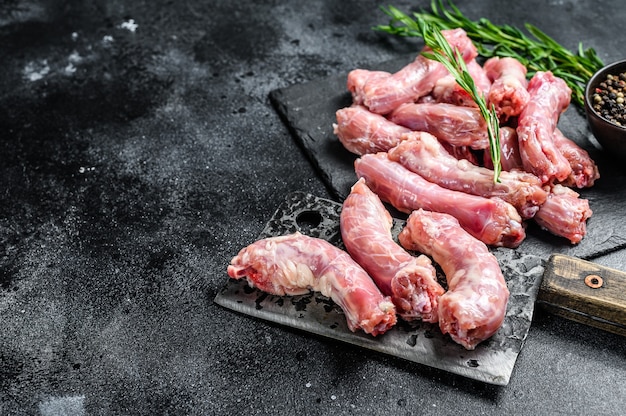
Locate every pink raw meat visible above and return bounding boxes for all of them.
[517,71,573,184]
[347,69,392,107]
[347,57,446,115]
[340,179,445,322]
[388,131,548,219]
[354,152,526,248]
[398,209,510,350]
[484,57,530,120]
[483,126,524,171]
[333,105,411,155]
[347,28,477,115]
[432,60,492,107]
[442,142,480,166]
[553,128,600,188]
[389,102,489,149]
[227,232,397,336]
[533,184,593,244]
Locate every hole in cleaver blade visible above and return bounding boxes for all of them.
[215,192,546,386]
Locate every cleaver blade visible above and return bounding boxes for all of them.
[214,192,626,386]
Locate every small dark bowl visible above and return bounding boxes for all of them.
[585,59,626,159]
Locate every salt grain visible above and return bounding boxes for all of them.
[68,51,82,64]
[119,19,138,32]
[23,60,50,82]
[65,63,77,74]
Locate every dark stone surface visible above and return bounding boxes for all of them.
[1,0,626,414]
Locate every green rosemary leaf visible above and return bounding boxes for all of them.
[419,20,502,182]
[374,0,604,107]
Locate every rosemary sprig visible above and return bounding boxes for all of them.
[418,22,501,182]
[374,0,604,107]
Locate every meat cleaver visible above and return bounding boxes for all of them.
[214,192,626,386]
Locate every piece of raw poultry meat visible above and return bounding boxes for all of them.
[227,232,397,336]
[347,28,477,115]
[483,56,530,121]
[517,71,573,184]
[347,57,444,115]
[333,105,411,155]
[533,184,593,244]
[354,152,526,248]
[346,69,392,110]
[553,128,600,188]
[340,179,445,323]
[442,141,481,165]
[483,126,524,171]
[387,131,548,219]
[432,59,492,107]
[398,209,510,350]
[389,102,490,149]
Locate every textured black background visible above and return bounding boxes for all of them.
[1,1,626,414]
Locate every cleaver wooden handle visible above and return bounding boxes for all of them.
[537,253,626,336]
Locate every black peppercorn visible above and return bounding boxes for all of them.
[593,71,626,126]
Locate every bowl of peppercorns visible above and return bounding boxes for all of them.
[585,59,626,159]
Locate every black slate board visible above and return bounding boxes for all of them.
[270,57,626,260]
